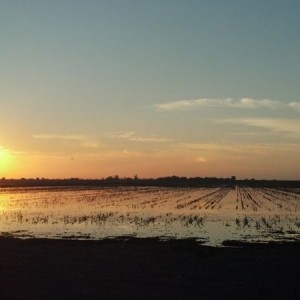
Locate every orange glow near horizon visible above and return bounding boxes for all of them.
[0,138,300,180]
[0,143,299,180]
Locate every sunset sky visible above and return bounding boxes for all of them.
[1,0,300,179]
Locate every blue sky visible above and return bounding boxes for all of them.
[0,0,299,179]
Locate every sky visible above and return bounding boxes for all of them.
[0,0,300,180]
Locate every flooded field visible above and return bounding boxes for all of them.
[0,186,300,246]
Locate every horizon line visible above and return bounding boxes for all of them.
[1,176,299,182]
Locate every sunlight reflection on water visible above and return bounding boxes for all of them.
[0,186,299,246]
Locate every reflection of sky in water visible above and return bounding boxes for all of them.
[0,186,299,246]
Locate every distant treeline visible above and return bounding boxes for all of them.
[0,176,300,188]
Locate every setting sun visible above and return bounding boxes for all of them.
[0,146,13,175]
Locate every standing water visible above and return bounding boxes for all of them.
[0,186,299,246]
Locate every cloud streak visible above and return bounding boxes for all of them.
[155,98,299,111]
[111,131,174,143]
[218,118,300,135]
[182,142,300,156]
[288,102,300,111]
[32,134,86,140]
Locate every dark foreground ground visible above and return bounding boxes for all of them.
[0,237,299,299]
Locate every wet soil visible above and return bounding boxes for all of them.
[0,237,299,299]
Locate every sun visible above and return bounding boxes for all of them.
[0,146,13,174]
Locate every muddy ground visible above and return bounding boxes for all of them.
[0,237,299,299]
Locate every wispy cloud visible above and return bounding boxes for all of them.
[32,134,86,140]
[234,98,280,109]
[113,131,136,139]
[111,131,174,143]
[182,142,267,154]
[0,145,26,155]
[182,142,300,156]
[155,97,299,111]
[155,98,232,111]
[288,102,300,111]
[218,118,300,135]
